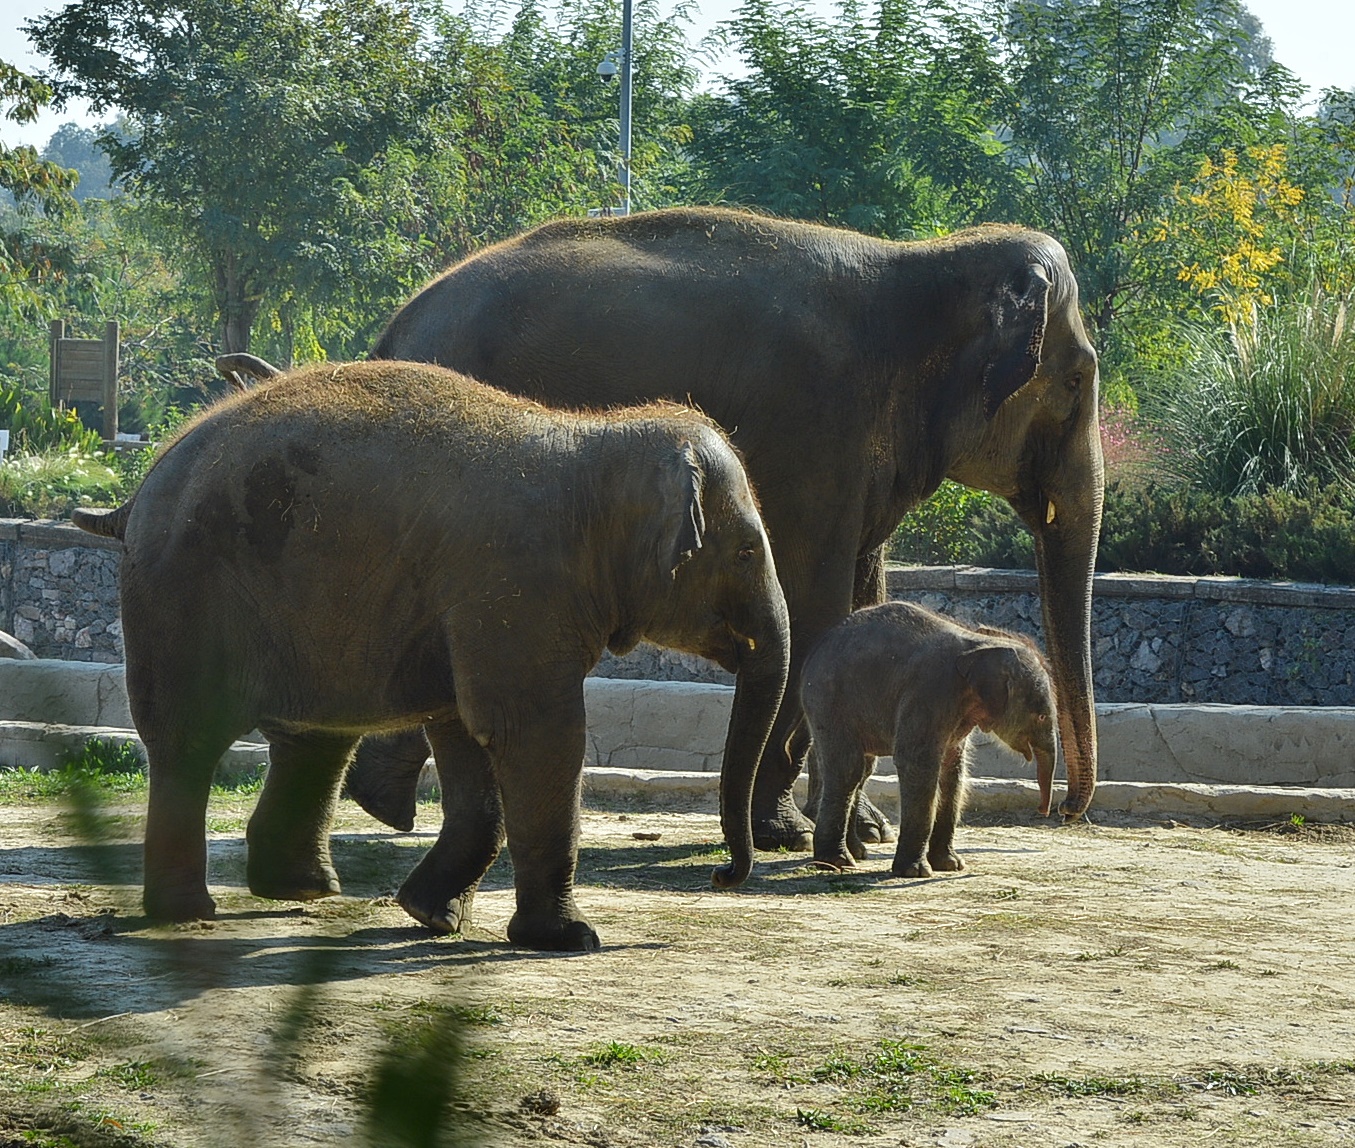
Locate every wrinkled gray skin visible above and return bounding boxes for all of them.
[804,602,1058,877]
[72,361,790,953]
[358,206,1104,852]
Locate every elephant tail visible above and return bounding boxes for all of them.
[71,501,133,541]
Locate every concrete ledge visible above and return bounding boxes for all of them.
[2,663,1354,811]
[0,721,268,777]
[0,660,133,727]
[586,769,1354,822]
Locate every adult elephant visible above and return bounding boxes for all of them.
[354,206,1104,848]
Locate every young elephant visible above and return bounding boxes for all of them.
[73,361,790,952]
[803,602,1057,877]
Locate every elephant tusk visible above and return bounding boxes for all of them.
[1045,500,1057,524]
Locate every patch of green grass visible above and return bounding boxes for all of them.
[211,769,268,796]
[1074,947,1128,961]
[752,1050,800,1082]
[796,1107,875,1134]
[206,816,246,834]
[95,1061,160,1090]
[805,1040,996,1119]
[1203,959,1240,971]
[1036,1072,1147,1097]
[578,1041,664,1069]
[1187,1066,1305,1095]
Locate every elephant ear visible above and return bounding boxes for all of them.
[655,439,706,578]
[958,646,1017,727]
[982,263,1051,418]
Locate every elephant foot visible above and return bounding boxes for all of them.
[752,793,814,852]
[854,795,896,844]
[344,732,430,833]
[247,858,342,903]
[507,911,600,953]
[811,851,858,872]
[891,856,934,879]
[398,887,473,936]
[927,850,965,873]
[144,885,217,923]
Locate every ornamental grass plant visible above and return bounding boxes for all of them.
[1146,285,1355,497]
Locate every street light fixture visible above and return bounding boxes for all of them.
[594,0,633,215]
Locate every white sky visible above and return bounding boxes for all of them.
[3,0,1353,150]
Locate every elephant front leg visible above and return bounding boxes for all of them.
[846,545,896,847]
[752,707,815,853]
[889,722,949,879]
[246,730,357,902]
[810,738,874,869]
[397,719,504,936]
[925,741,969,873]
[492,704,598,953]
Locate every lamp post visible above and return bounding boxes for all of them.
[596,0,633,215]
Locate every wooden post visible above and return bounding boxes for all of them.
[102,320,119,439]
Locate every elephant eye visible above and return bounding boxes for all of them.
[737,545,757,563]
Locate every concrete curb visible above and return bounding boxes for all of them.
[2,660,1353,820]
[584,769,1354,822]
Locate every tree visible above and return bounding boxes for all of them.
[997,0,1285,336]
[29,0,478,354]
[1,61,79,317]
[683,0,1022,237]
[42,120,121,200]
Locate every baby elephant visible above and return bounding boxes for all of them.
[803,601,1057,877]
[73,360,790,952]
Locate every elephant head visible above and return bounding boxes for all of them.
[959,640,1061,818]
[634,430,792,888]
[945,230,1104,820]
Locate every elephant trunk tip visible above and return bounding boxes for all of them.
[710,859,752,890]
[1058,791,1093,822]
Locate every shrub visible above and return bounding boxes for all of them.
[890,480,999,565]
[890,479,1355,582]
[0,448,123,519]
[0,376,104,455]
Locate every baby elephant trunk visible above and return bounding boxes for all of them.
[1035,742,1056,818]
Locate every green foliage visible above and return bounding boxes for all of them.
[889,479,998,565]
[106,403,196,495]
[0,740,146,800]
[0,373,104,454]
[998,0,1282,334]
[1146,286,1355,496]
[361,1006,467,1148]
[685,0,1019,234]
[1,62,79,317]
[0,447,122,518]
[1095,481,1355,581]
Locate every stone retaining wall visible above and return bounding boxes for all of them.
[5,518,1355,705]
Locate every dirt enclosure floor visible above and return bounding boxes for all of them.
[0,786,1353,1147]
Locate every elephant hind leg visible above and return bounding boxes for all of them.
[142,719,243,923]
[344,727,431,832]
[397,718,505,937]
[246,730,358,902]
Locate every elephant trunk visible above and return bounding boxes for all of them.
[711,596,791,890]
[1033,475,1103,821]
[1034,742,1056,818]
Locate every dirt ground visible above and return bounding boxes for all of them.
[0,785,1353,1147]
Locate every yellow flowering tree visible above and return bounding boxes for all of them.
[1150,143,1305,325]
